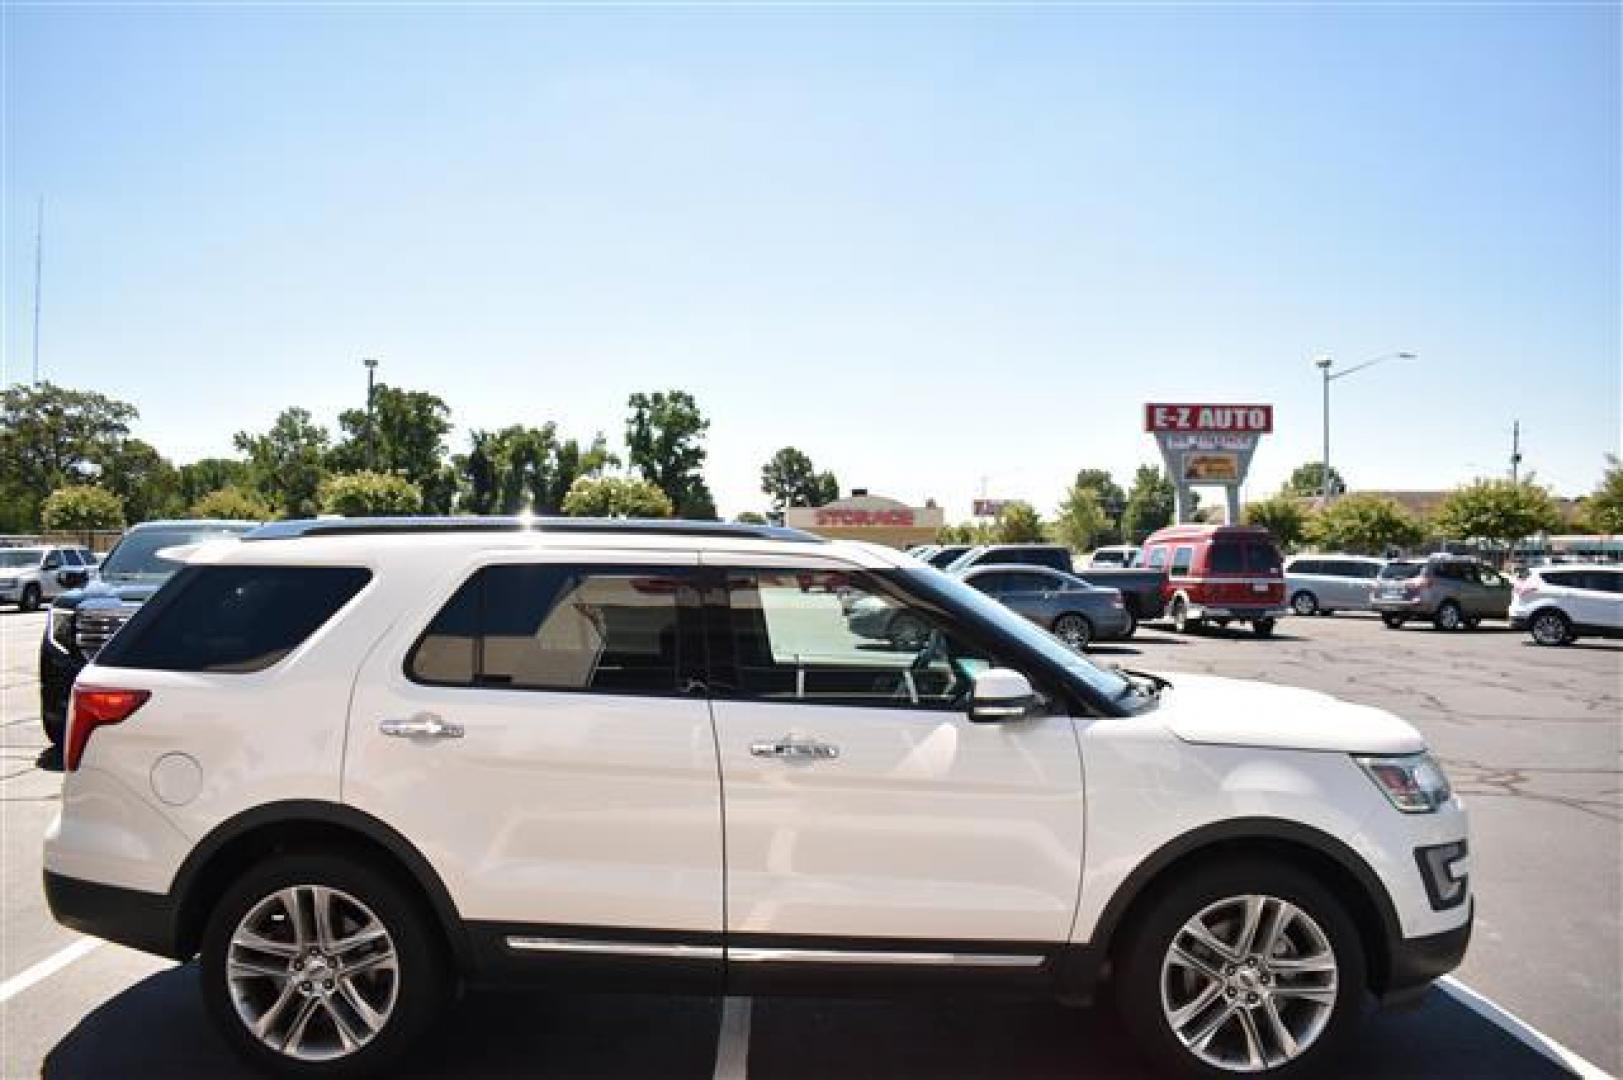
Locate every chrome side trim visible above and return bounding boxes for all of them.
[728,947,1044,968]
[505,936,723,960]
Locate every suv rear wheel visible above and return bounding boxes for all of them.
[200,851,445,1077]
[19,584,41,612]
[1290,592,1318,617]
[1115,859,1365,1078]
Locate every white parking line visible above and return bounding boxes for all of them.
[1438,977,1617,1080]
[711,995,752,1080]
[0,937,101,1005]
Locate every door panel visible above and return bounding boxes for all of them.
[706,557,1085,946]
[345,553,724,936]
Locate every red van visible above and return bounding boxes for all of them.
[1141,524,1288,636]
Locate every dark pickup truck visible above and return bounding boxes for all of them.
[945,544,1168,633]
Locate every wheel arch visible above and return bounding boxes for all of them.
[170,800,471,969]
[1088,817,1403,994]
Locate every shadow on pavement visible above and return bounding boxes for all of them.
[43,966,1572,1079]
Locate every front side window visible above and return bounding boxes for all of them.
[96,566,371,673]
[1170,546,1195,575]
[408,564,699,695]
[725,569,1001,711]
[1381,561,1424,580]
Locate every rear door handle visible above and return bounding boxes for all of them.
[379,712,464,739]
[750,736,839,762]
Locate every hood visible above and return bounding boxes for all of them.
[1154,672,1424,755]
[52,579,165,610]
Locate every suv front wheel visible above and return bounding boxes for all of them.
[1115,859,1366,1078]
[200,851,446,1077]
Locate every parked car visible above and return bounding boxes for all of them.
[1371,555,1512,631]
[46,516,1470,1078]
[1141,524,1288,636]
[958,564,1132,648]
[1284,555,1387,616]
[38,519,259,744]
[1086,544,1139,568]
[0,545,98,611]
[922,544,972,569]
[946,544,1166,630]
[1509,564,1623,645]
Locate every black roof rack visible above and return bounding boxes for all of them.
[243,516,826,544]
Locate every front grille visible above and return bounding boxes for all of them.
[74,609,135,658]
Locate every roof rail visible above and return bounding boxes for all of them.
[242,516,827,544]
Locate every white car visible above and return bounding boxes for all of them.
[1087,544,1139,568]
[1283,554,1387,616]
[0,544,97,611]
[46,518,1471,1078]
[1510,563,1623,645]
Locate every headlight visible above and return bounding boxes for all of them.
[47,608,75,652]
[1355,751,1453,813]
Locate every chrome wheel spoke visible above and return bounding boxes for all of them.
[1169,942,1225,984]
[279,888,313,952]
[330,923,389,958]
[313,887,339,952]
[1182,918,1242,964]
[1189,1001,1239,1051]
[1234,895,1266,957]
[1258,899,1293,959]
[228,955,291,980]
[233,927,299,958]
[1271,984,1337,1006]
[1262,996,1299,1061]
[341,948,398,979]
[281,996,322,1054]
[1167,980,1225,1030]
[251,980,300,1040]
[1236,1007,1265,1070]
[336,976,388,1035]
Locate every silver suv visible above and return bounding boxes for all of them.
[1372,556,1512,631]
[0,545,97,611]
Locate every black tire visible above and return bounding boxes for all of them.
[1290,591,1318,617]
[1052,612,1093,651]
[200,851,447,1078]
[1114,858,1368,1079]
[1252,618,1276,638]
[1121,608,1139,639]
[1380,614,1405,630]
[1433,601,1464,632]
[1529,609,1572,647]
[1172,598,1201,634]
[19,584,41,613]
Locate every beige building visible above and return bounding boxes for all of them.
[784,492,944,549]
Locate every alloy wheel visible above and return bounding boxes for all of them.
[1053,614,1091,650]
[226,885,399,1062]
[1531,611,1569,646]
[1160,894,1338,1073]
[1291,593,1317,617]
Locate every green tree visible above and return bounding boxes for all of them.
[1053,483,1109,551]
[937,521,995,545]
[760,447,840,512]
[1243,494,1309,550]
[191,485,272,521]
[1579,455,1623,534]
[1285,461,1347,498]
[177,457,253,509]
[318,471,424,516]
[97,438,182,523]
[453,426,615,515]
[331,385,455,513]
[0,382,138,532]
[993,501,1045,543]
[560,475,675,518]
[234,408,332,518]
[41,485,125,531]
[734,511,769,525]
[1307,493,1427,555]
[1434,480,1561,550]
[626,391,716,519]
[1070,469,1126,542]
[1121,465,1177,542]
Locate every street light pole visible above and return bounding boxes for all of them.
[1313,351,1417,506]
[363,357,379,470]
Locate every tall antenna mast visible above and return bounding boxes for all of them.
[31,196,45,384]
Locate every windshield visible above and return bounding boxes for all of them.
[1379,562,1425,580]
[0,549,44,569]
[895,567,1133,702]
[99,526,252,582]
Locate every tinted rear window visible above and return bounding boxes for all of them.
[1380,562,1424,580]
[96,566,370,673]
[1246,544,1282,573]
[1209,544,1244,574]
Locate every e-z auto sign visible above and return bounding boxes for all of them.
[1144,403,1274,433]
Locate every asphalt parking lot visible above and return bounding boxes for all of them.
[2,608,1617,1078]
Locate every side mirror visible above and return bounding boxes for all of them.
[968,667,1036,724]
[57,570,88,588]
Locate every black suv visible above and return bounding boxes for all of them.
[40,519,258,744]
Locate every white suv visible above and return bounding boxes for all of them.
[1510,563,1623,645]
[0,544,96,610]
[45,518,1472,1078]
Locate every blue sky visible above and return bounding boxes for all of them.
[4,3,1617,518]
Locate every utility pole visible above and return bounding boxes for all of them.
[31,197,45,384]
[363,357,379,470]
[1510,420,1522,485]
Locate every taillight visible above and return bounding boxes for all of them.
[1406,576,1430,595]
[66,686,150,772]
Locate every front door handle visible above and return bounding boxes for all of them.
[750,736,839,762]
[379,712,464,739]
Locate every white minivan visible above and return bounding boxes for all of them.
[1284,555,1386,616]
[46,518,1471,1078]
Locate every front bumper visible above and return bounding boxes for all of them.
[1380,899,1473,1005]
